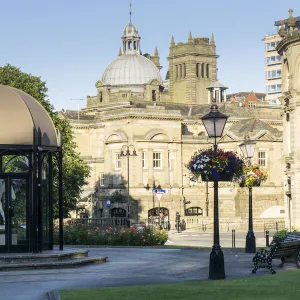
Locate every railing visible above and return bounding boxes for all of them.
[148,219,170,230]
[68,218,129,228]
[263,221,286,236]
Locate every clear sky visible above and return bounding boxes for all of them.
[0,0,299,111]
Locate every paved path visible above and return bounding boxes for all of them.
[0,246,296,300]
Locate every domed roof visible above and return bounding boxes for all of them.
[0,84,59,147]
[102,54,162,85]
[123,23,139,38]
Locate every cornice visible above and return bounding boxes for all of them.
[276,32,300,54]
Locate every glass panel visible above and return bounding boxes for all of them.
[2,155,29,173]
[11,179,27,246]
[0,180,6,246]
[42,160,50,245]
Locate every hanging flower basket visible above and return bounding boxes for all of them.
[239,165,268,188]
[201,169,234,182]
[186,148,245,182]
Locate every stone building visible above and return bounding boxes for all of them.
[276,9,300,230]
[64,19,287,230]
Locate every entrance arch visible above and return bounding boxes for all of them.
[148,207,169,230]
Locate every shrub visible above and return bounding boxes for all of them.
[54,224,168,246]
[272,229,288,243]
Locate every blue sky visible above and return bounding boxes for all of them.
[0,0,299,110]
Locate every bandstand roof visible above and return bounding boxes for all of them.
[0,84,59,148]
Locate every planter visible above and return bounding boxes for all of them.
[201,169,233,182]
[239,179,261,188]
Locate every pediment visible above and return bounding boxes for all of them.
[256,132,274,141]
[219,134,236,142]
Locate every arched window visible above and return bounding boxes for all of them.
[206,64,210,78]
[179,64,182,78]
[196,63,199,77]
[128,41,132,50]
[133,41,137,50]
[185,207,203,216]
[99,91,103,103]
[183,63,186,77]
[201,63,205,78]
[175,65,178,79]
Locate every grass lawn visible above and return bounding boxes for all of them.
[60,269,300,300]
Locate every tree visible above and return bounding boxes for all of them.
[0,64,90,217]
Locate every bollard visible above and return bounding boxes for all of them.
[266,230,270,247]
[232,229,236,248]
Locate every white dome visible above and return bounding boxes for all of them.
[101,54,162,85]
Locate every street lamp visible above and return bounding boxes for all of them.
[120,144,137,227]
[201,103,228,280]
[239,135,256,253]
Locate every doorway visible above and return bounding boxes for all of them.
[0,176,29,252]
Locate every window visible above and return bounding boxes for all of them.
[152,90,156,101]
[153,152,162,169]
[196,63,199,77]
[179,64,182,78]
[258,151,267,167]
[266,84,282,93]
[175,65,178,79]
[265,56,281,64]
[266,69,281,78]
[201,63,204,78]
[185,207,203,216]
[265,41,280,50]
[183,63,186,77]
[99,173,105,186]
[115,153,121,170]
[142,151,147,169]
[248,102,256,108]
[206,64,209,78]
[99,91,103,102]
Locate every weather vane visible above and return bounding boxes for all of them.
[129,2,132,23]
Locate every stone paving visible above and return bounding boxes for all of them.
[0,246,297,300]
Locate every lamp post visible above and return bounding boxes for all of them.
[201,103,228,280]
[239,135,256,253]
[120,144,137,227]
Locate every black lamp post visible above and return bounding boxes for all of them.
[201,103,228,280]
[120,144,137,227]
[239,135,256,253]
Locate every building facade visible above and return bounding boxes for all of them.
[65,19,287,231]
[277,9,300,230]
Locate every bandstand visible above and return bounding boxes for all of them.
[0,84,63,253]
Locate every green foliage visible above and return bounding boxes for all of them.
[0,64,90,217]
[272,229,288,243]
[54,223,168,246]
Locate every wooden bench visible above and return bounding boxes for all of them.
[252,233,300,274]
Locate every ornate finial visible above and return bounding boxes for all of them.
[118,47,122,56]
[188,31,193,42]
[278,20,287,37]
[129,2,132,24]
[210,33,215,45]
[287,8,295,29]
[154,46,159,57]
[170,35,175,47]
